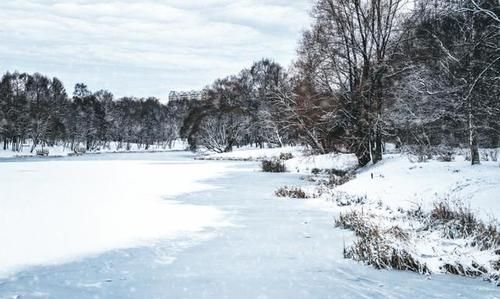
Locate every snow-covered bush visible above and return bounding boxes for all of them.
[275,186,307,199]
[279,152,294,161]
[335,210,429,274]
[477,149,499,162]
[74,146,87,154]
[436,151,455,162]
[491,150,498,162]
[429,201,499,251]
[336,200,500,283]
[442,262,488,278]
[328,172,356,187]
[261,159,286,173]
[311,168,348,177]
[36,149,49,156]
[331,192,366,206]
[404,145,432,163]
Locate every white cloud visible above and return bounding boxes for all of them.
[0,0,311,100]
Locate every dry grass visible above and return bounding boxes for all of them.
[332,192,366,206]
[335,211,429,274]
[442,262,487,277]
[430,201,500,251]
[328,172,356,187]
[275,186,308,199]
[335,201,500,279]
[261,159,286,173]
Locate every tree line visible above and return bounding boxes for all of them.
[1,0,498,166]
[0,72,182,152]
[182,0,499,166]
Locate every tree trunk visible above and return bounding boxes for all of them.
[469,95,480,165]
[370,77,384,164]
[371,131,383,164]
[469,114,480,165]
[356,139,371,167]
[30,137,38,153]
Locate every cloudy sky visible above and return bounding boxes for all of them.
[0,0,311,100]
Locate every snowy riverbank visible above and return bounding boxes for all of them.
[0,140,188,159]
[201,146,500,284]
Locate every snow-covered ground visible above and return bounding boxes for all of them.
[1,147,499,297]
[285,152,358,173]
[200,146,359,174]
[336,154,500,220]
[198,145,306,161]
[0,152,231,278]
[295,154,500,282]
[0,140,188,159]
[200,146,500,283]
[0,153,498,298]
[206,146,500,220]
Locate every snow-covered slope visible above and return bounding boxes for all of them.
[337,154,500,220]
[293,153,500,281]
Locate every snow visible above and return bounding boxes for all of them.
[0,152,231,278]
[205,147,500,281]
[200,146,359,174]
[287,153,500,281]
[0,140,188,159]
[0,154,498,298]
[196,146,499,223]
[336,154,500,219]
[199,145,305,161]
[285,152,358,173]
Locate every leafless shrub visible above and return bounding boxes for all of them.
[311,168,322,175]
[406,205,426,220]
[491,150,498,162]
[333,193,366,206]
[36,149,49,156]
[493,259,500,271]
[275,186,308,199]
[480,151,491,161]
[437,152,455,162]
[279,152,294,161]
[261,159,286,172]
[404,145,460,162]
[477,149,499,162]
[404,145,432,163]
[329,172,356,187]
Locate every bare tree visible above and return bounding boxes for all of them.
[414,0,500,164]
[296,0,408,165]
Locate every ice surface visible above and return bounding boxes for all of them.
[0,152,231,278]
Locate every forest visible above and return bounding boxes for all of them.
[1,0,499,166]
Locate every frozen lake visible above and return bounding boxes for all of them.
[0,152,497,298]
